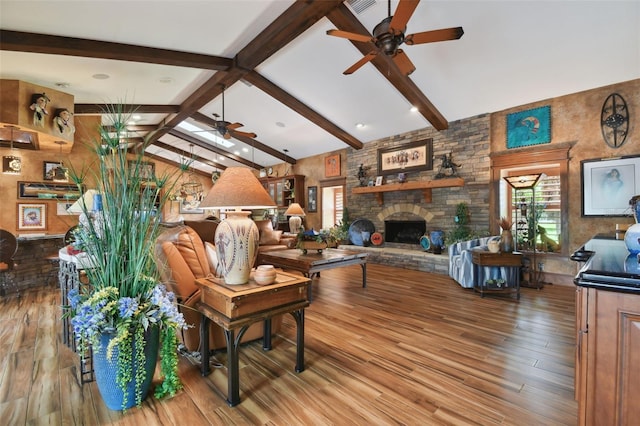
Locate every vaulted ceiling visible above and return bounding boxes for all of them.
[1,1,638,178]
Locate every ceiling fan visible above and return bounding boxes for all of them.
[211,86,256,140]
[327,0,464,76]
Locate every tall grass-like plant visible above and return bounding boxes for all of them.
[65,105,188,409]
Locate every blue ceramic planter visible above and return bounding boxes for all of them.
[93,326,159,410]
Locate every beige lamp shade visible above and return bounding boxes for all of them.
[199,167,276,210]
[66,189,100,213]
[284,203,305,217]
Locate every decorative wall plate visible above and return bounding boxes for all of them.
[348,219,375,246]
[420,235,431,251]
[371,232,383,246]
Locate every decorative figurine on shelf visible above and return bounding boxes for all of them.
[29,93,50,127]
[356,163,370,187]
[435,151,461,179]
[53,108,75,137]
[398,172,407,183]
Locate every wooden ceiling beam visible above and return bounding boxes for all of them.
[326,4,449,131]
[152,141,227,172]
[244,71,363,150]
[74,104,180,115]
[147,1,346,145]
[168,129,262,169]
[0,30,232,70]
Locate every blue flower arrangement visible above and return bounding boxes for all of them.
[64,104,190,409]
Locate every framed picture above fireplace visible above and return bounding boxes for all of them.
[377,139,433,176]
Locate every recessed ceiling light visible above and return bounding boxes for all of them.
[234,150,240,155]
[356,123,365,128]
[242,147,249,152]
[132,115,142,121]
[218,156,225,161]
[410,106,418,113]
[276,122,285,128]
[92,73,110,80]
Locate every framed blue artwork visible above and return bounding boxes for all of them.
[506,106,551,148]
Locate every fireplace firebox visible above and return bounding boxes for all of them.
[384,220,426,244]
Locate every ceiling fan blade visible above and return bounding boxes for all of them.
[389,0,420,33]
[343,51,378,75]
[226,122,244,130]
[230,129,257,139]
[326,29,373,43]
[405,27,464,45]
[393,49,416,76]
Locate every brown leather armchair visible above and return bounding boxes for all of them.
[155,224,282,352]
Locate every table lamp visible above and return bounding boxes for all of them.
[199,167,276,284]
[284,203,305,234]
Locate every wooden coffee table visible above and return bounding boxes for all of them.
[257,248,368,296]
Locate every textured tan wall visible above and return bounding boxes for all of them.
[491,78,640,253]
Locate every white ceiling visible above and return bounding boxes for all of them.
[1,1,639,175]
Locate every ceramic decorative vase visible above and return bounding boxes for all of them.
[488,240,500,253]
[430,230,444,254]
[215,211,260,284]
[93,326,159,411]
[254,265,276,285]
[624,196,640,253]
[289,215,303,234]
[500,230,514,253]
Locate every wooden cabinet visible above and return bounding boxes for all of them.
[259,175,305,208]
[260,175,305,231]
[575,286,640,425]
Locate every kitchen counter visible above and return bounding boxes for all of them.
[573,234,640,294]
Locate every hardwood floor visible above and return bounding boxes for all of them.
[0,264,578,425]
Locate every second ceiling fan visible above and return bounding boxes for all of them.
[211,86,257,140]
[327,0,464,76]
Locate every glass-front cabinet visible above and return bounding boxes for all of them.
[259,174,305,209]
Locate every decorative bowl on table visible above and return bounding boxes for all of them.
[254,265,276,285]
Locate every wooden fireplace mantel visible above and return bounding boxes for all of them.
[351,177,464,205]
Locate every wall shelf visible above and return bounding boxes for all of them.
[351,177,464,205]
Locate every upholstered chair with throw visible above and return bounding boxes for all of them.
[155,224,282,352]
[448,236,510,288]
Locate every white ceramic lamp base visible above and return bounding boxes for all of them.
[214,211,259,284]
[289,215,303,234]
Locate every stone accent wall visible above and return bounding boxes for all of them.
[347,114,491,242]
[338,245,449,275]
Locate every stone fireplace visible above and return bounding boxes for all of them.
[384,220,426,244]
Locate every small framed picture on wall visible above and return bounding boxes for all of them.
[307,186,318,213]
[17,203,47,231]
[324,154,340,177]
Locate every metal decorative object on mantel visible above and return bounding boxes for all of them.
[435,152,461,179]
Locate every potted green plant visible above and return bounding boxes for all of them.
[65,105,187,411]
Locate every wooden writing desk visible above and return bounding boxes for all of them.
[196,271,310,406]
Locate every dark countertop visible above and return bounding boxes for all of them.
[573,234,640,294]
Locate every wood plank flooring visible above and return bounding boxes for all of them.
[0,264,578,425]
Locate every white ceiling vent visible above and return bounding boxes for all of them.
[346,0,377,15]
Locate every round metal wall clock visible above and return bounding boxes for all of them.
[601,93,629,148]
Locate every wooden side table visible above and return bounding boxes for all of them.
[471,250,522,300]
[195,271,310,406]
